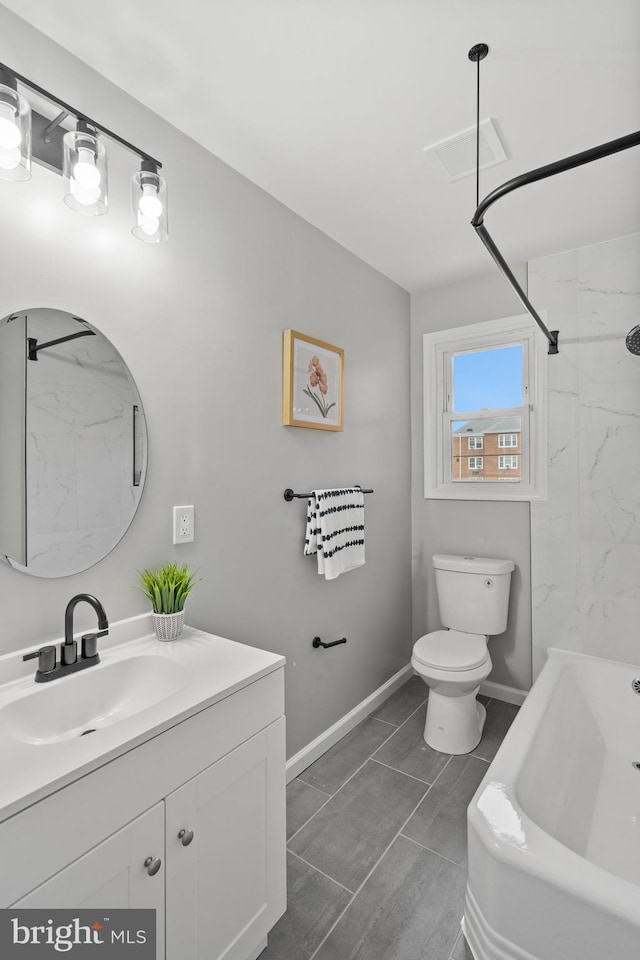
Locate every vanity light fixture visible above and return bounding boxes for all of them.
[131,159,168,242]
[0,67,31,181]
[0,61,168,241]
[63,119,108,216]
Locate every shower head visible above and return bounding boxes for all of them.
[626,325,640,355]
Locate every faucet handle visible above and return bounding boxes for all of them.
[23,645,56,674]
[81,633,98,659]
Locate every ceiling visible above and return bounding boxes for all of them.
[3,0,640,292]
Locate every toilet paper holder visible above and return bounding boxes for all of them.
[312,636,347,650]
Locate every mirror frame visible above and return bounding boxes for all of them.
[0,307,148,578]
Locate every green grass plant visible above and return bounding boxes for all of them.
[136,562,202,614]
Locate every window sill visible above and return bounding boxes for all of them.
[425,483,546,502]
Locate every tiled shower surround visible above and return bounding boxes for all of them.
[528,232,640,675]
[261,676,518,960]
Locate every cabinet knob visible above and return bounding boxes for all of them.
[178,828,194,846]
[144,856,162,876]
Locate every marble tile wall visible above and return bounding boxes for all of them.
[528,232,640,675]
[26,312,139,576]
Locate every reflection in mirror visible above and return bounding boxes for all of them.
[0,308,147,578]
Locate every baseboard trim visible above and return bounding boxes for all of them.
[286,663,414,783]
[479,679,527,706]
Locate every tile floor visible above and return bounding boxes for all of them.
[261,675,519,960]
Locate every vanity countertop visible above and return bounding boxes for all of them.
[0,615,285,822]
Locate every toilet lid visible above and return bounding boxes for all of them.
[413,630,489,672]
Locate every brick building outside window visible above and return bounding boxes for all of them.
[451,417,521,482]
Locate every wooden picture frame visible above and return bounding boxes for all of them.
[282,330,344,431]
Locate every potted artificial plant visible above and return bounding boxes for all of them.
[136,562,201,641]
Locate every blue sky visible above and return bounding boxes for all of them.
[453,345,523,412]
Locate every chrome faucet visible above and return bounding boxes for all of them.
[24,594,109,683]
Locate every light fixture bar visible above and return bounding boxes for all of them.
[30,109,65,174]
[0,60,161,169]
[42,110,69,144]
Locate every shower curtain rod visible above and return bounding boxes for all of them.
[471,129,640,355]
[27,329,95,361]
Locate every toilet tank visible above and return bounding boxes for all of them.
[433,554,514,636]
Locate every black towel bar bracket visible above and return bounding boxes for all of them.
[312,636,347,650]
[284,487,373,501]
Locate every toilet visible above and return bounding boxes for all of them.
[411,554,514,755]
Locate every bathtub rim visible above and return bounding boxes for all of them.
[467,646,640,931]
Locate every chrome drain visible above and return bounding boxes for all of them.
[80,728,97,737]
[632,678,640,695]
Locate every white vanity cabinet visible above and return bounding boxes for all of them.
[1,639,286,960]
[12,804,167,954]
[165,719,285,960]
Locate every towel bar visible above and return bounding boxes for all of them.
[284,487,373,501]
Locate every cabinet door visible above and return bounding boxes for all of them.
[12,802,165,958]
[165,717,286,960]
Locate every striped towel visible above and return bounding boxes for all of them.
[304,488,365,580]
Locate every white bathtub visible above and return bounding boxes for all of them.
[464,648,640,960]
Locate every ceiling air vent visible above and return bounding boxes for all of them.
[424,118,507,181]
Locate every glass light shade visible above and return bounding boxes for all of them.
[131,167,168,242]
[0,83,31,182]
[63,127,108,215]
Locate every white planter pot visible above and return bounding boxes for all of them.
[151,610,185,641]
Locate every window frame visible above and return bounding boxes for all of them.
[498,455,519,470]
[467,436,483,450]
[423,313,548,501]
[498,433,518,448]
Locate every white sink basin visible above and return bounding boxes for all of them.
[0,617,285,822]
[1,655,189,744]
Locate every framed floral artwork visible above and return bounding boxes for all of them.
[282,330,344,431]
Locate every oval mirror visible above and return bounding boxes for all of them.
[0,308,147,578]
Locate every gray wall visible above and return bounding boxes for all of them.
[0,8,411,758]
[410,268,533,692]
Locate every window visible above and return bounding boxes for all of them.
[423,313,548,500]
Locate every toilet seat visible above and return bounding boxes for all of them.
[413,630,489,672]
